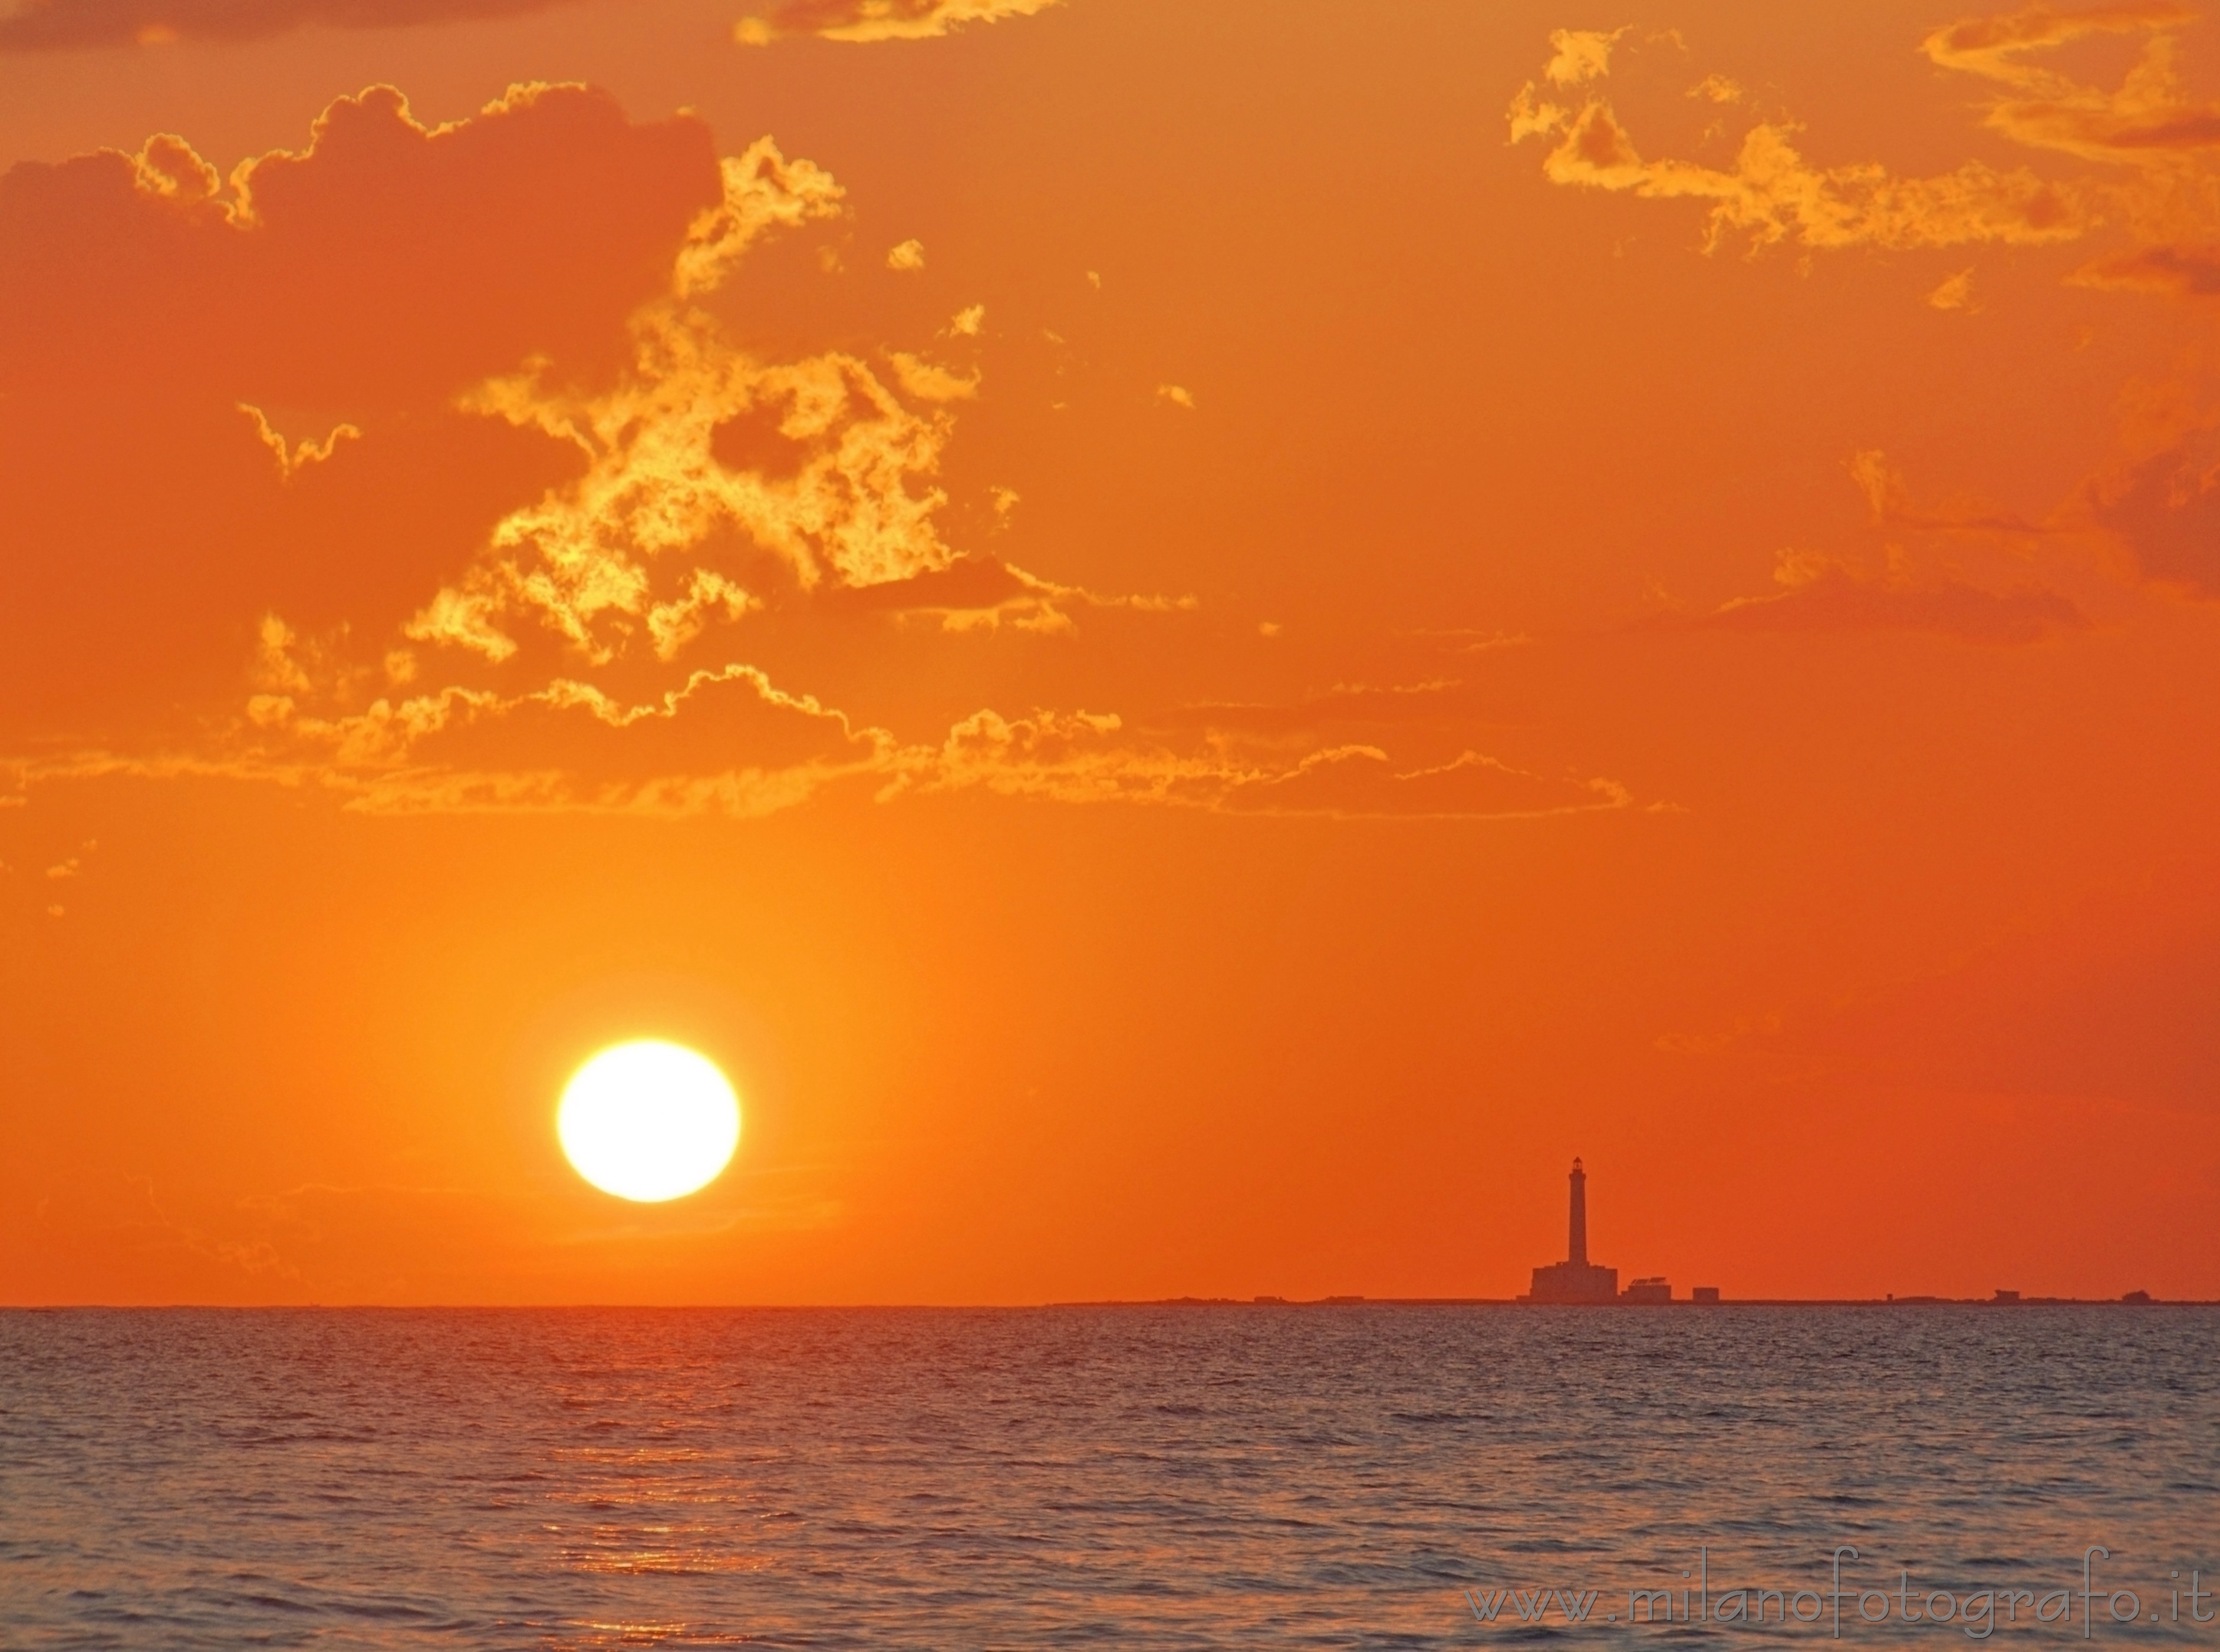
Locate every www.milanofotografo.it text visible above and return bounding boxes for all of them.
[1464,1549,2215,1636]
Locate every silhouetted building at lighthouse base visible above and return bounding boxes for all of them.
[1528,1258,1620,1303]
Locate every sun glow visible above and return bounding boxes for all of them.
[558,1041,742,1202]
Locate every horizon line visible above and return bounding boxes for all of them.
[5,1296,2217,1311]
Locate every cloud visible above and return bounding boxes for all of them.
[0,0,581,50]
[1159,679,1470,737]
[1540,26,1626,88]
[1927,268,1979,311]
[0,83,722,727]
[1847,448,2050,536]
[2074,242,2220,295]
[238,401,360,476]
[1923,2,2220,295]
[905,712,1631,821]
[821,553,1189,634]
[1714,879,2220,1116]
[27,675,1635,823]
[0,73,1629,832]
[1509,87,2090,253]
[397,137,985,668]
[2089,421,2220,596]
[257,662,899,816]
[2,82,719,403]
[384,121,1190,668]
[1216,746,1631,821]
[1680,548,2087,644]
[1506,18,2094,253]
[734,0,1055,46]
[1509,3,2220,265]
[0,84,1220,824]
[887,349,978,402]
[1921,1,2216,164]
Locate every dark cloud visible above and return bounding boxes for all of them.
[1678,562,2087,645]
[2091,429,2220,598]
[0,0,582,50]
[0,83,719,727]
[1808,908,2220,1110]
[2075,245,2220,299]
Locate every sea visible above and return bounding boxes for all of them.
[1,1306,2213,1648]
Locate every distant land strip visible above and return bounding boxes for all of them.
[1046,1296,2220,1308]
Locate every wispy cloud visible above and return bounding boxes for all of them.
[734,0,1056,47]
[1676,548,2089,645]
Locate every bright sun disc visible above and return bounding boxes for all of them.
[558,1041,741,1202]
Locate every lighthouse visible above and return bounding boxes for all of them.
[1523,1158,1620,1303]
[1567,1156,1590,1265]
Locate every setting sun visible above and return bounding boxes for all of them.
[557,1041,741,1203]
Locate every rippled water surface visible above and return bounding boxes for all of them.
[1,1307,2214,1648]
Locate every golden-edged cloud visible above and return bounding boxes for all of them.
[1,81,1625,827]
[404,138,960,664]
[1510,25,2089,253]
[734,0,1055,47]
[904,714,1630,822]
[1511,4,2220,268]
[390,134,1178,667]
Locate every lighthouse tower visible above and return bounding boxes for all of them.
[1523,1158,1620,1303]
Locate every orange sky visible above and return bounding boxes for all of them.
[3,0,2218,1305]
